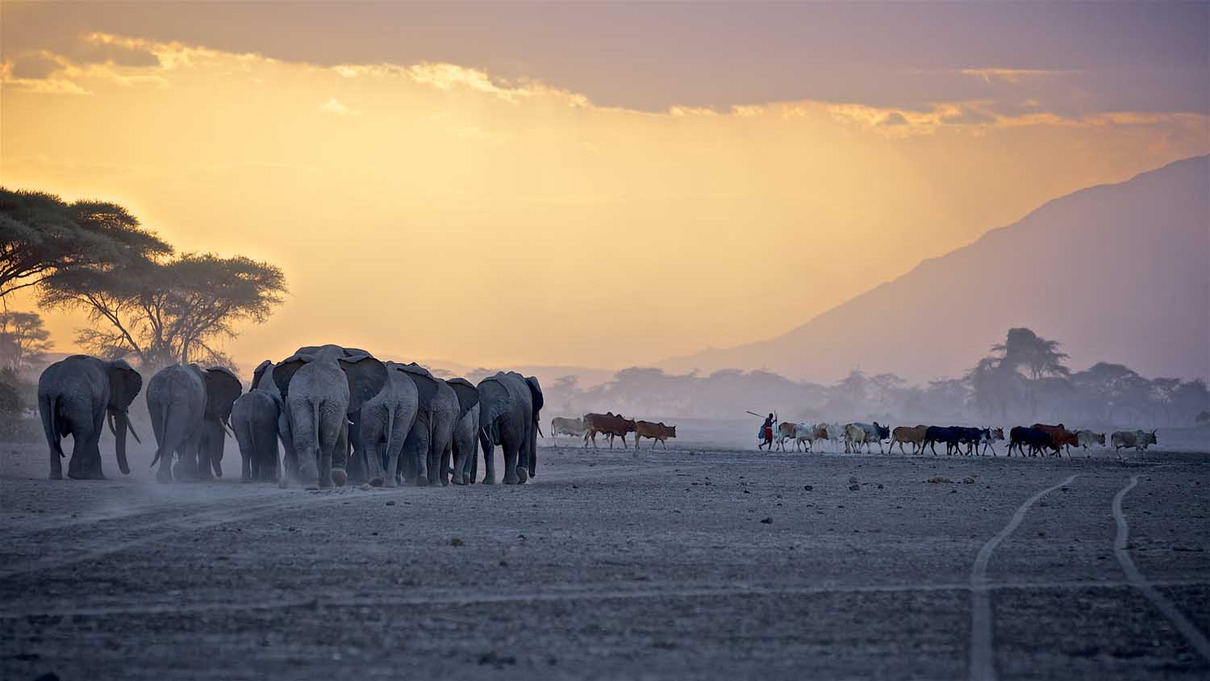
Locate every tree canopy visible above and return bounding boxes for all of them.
[0,188,172,299]
[41,253,287,369]
[0,310,53,371]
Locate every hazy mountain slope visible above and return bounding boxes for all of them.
[663,156,1210,382]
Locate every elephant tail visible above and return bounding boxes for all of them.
[44,395,64,455]
[382,404,396,470]
[149,400,173,468]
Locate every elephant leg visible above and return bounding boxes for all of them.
[502,439,521,485]
[40,396,65,480]
[479,429,496,484]
[469,442,479,484]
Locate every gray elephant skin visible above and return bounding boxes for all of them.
[396,363,459,486]
[231,387,281,482]
[272,345,386,489]
[37,355,143,480]
[447,377,480,485]
[476,372,543,485]
[146,364,242,483]
[350,362,418,488]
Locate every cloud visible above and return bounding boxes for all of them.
[960,67,1081,84]
[319,97,359,116]
[879,112,908,127]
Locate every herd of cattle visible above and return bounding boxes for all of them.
[777,421,1157,459]
[550,413,677,449]
[550,414,1159,461]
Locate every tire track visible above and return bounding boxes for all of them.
[1113,474,1210,662]
[968,473,1078,681]
[0,491,365,580]
[4,576,1206,621]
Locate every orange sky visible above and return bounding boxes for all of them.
[3,30,1208,371]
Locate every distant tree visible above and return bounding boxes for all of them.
[868,373,905,408]
[966,357,1018,420]
[991,328,1069,417]
[0,188,172,299]
[833,368,868,405]
[41,253,286,369]
[0,309,52,371]
[1174,380,1210,425]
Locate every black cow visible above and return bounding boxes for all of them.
[923,426,963,455]
[1008,426,1053,457]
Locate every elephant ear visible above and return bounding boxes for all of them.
[339,354,387,413]
[399,363,439,403]
[525,376,544,415]
[342,347,371,357]
[204,367,243,422]
[251,360,272,392]
[446,377,479,420]
[273,355,310,401]
[105,359,143,411]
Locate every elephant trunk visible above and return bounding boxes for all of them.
[109,408,132,476]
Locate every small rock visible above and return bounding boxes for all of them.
[848,484,860,491]
[760,517,773,524]
[743,489,751,494]
[450,537,465,547]
[804,485,813,491]
[848,476,859,484]
[385,500,396,506]
[877,484,884,489]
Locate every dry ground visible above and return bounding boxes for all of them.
[1,438,1208,680]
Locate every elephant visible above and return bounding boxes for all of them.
[195,367,242,480]
[476,372,543,485]
[250,360,297,484]
[37,355,143,480]
[393,363,459,486]
[272,345,387,489]
[147,364,243,483]
[350,363,419,488]
[231,388,280,482]
[446,378,480,485]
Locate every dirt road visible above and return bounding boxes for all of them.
[2,444,1208,679]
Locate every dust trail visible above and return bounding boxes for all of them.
[4,576,1207,621]
[1113,474,1210,662]
[968,473,1078,681]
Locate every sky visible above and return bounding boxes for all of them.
[2,1,1208,373]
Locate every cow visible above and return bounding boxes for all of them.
[793,423,816,452]
[775,421,798,452]
[1075,430,1105,453]
[845,422,890,454]
[583,412,637,449]
[1111,429,1157,458]
[635,420,676,449]
[550,416,587,443]
[975,427,1005,456]
[1032,423,1077,456]
[809,423,841,451]
[922,426,963,456]
[890,425,927,455]
[1008,426,1052,457]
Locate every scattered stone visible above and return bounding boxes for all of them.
[849,484,860,491]
[849,476,859,484]
[385,500,396,506]
[927,477,953,484]
[963,477,976,484]
[450,537,465,547]
[760,517,773,524]
[743,489,751,494]
[877,484,884,489]
[804,485,813,491]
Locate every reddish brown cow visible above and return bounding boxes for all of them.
[583,412,637,449]
[1031,423,1077,456]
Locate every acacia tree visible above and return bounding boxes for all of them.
[0,189,171,299]
[0,309,53,371]
[991,327,1070,418]
[42,253,287,370]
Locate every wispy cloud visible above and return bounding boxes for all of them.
[960,67,1082,84]
[319,97,359,116]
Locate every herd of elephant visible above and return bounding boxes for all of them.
[36,345,545,488]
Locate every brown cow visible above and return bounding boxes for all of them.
[1031,423,1077,456]
[635,420,677,449]
[583,412,637,449]
[890,425,928,454]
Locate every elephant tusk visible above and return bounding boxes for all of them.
[107,412,117,437]
[125,414,143,444]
